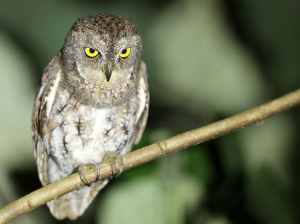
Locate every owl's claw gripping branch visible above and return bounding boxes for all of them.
[103,151,124,177]
[78,163,100,186]
[78,152,124,187]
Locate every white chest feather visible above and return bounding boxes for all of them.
[46,92,137,183]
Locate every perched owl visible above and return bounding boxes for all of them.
[31,14,149,220]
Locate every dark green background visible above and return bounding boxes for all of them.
[0,0,300,223]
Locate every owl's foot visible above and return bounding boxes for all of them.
[77,152,123,186]
[78,163,100,186]
[103,151,124,178]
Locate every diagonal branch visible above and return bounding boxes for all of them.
[1,89,300,223]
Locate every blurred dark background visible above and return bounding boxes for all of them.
[0,0,300,223]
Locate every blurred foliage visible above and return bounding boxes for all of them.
[0,0,300,223]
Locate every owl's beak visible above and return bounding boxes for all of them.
[104,62,113,82]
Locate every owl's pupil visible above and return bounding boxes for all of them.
[89,48,95,53]
[122,49,127,54]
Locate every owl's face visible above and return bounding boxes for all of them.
[61,14,142,106]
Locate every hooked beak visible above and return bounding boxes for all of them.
[104,62,113,82]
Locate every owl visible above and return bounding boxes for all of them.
[31,14,149,220]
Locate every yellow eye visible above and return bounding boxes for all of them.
[85,47,99,58]
[120,48,130,58]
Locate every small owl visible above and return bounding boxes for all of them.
[31,14,149,220]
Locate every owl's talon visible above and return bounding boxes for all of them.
[78,163,100,186]
[103,152,124,178]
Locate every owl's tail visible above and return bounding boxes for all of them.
[47,179,109,220]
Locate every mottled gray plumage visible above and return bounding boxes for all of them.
[31,14,149,220]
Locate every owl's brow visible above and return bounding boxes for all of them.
[90,39,105,51]
[114,38,129,51]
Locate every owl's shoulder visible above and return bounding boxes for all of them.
[32,53,62,140]
[132,60,149,144]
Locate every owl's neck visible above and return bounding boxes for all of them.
[59,76,137,108]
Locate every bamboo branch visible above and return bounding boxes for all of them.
[1,89,300,223]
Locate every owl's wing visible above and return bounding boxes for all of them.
[31,53,62,186]
[133,61,149,144]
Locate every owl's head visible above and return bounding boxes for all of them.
[60,14,142,106]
